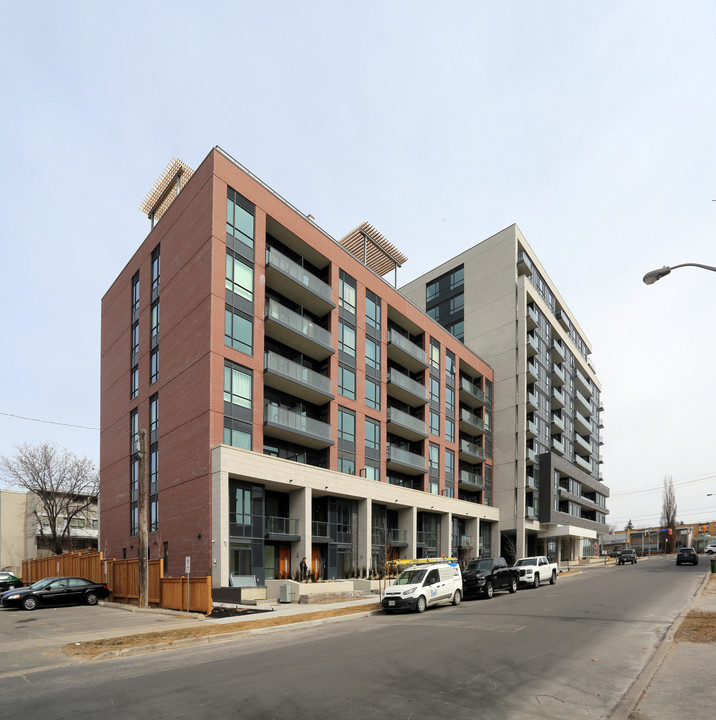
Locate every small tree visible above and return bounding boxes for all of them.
[624,519,634,532]
[660,475,677,554]
[0,442,98,555]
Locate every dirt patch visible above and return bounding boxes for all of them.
[674,612,716,643]
[61,602,381,659]
[207,606,272,619]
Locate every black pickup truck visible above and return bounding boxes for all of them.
[462,557,519,598]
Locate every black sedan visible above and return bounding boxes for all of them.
[0,576,109,611]
[676,548,698,566]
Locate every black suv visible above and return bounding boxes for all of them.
[617,549,637,565]
[676,547,698,566]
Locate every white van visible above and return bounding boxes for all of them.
[381,562,462,613]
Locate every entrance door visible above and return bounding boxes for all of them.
[264,546,276,581]
[312,548,321,578]
[279,546,290,579]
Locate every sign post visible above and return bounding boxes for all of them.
[185,556,191,612]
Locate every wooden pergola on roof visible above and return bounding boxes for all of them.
[339,222,408,284]
[139,158,194,227]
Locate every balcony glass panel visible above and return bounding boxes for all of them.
[387,407,427,435]
[266,247,333,304]
[388,329,427,366]
[388,370,428,401]
[264,404,332,441]
[265,299,332,349]
[386,445,427,471]
[312,520,329,536]
[264,351,332,395]
[459,469,484,488]
[460,377,485,403]
[460,408,484,432]
[460,439,486,461]
[265,516,299,535]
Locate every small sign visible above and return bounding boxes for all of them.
[185,556,191,575]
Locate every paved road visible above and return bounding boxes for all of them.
[0,557,706,719]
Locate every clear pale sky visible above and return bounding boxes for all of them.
[1,2,714,529]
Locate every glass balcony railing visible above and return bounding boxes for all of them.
[460,407,484,432]
[312,521,329,537]
[525,506,538,520]
[460,439,486,462]
[575,454,592,472]
[416,531,438,546]
[386,445,427,472]
[265,516,299,535]
[371,527,408,545]
[387,407,427,435]
[460,377,485,404]
[264,404,332,442]
[459,469,484,488]
[264,351,332,396]
[388,329,427,366]
[266,247,333,305]
[575,434,592,453]
[388,369,428,402]
[265,298,333,349]
[452,534,473,548]
[551,437,565,455]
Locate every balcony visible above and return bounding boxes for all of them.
[458,468,484,490]
[526,304,539,330]
[387,406,428,441]
[575,389,591,415]
[526,358,539,382]
[575,454,592,472]
[526,474,538,491]
[265,247,335,316]
[517,252,532,277]
[452,534,473,549]
[387,369,428,407]
[551,363,565,386]
[372,527,408,546]
[575,366,592,396]
[551,437,565,456]
[386,445,427,475]
[263,404,334,449]
[387,329,428,373]
[526,418,538,438]
[312,520,330,541]
[416,531,438,547]
[264,299,334,361]
[265,516,300,540]
[551,338,566,362]
[526,446,540,465]
[551,412,565,433]
[526,388,539,411]
[555,309,570,331]
[526,332,539,357]
[459,407,484,434]
[264,351,333,405]
[551,387,566,409]
[574,434,592,454]
[460,438,486,463]
[574,410,591,434]
[525,506,538,520]
[460,376,485,408]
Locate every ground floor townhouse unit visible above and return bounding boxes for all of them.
[100,148,501,591]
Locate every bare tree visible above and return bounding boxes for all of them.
[0,442,98,555]
[624,519,634,532]
[660,475,677,554]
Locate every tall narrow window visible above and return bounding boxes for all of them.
[338,407,356,444]
[365,418,380,453]
[366,290,381,330]
[224,363,252,408]
[365,377,381,410]
[339,272,356,315]
[225,307,253,355]
[365,337,381,371]
[129,409,139,536]
[225,252,254,301]
[339,321,356,357]
[226,188,255,249]
[338,365,356,400]
[151,245,160,297]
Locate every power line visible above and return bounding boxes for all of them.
[0,411,127,435]
[610,472,716,498]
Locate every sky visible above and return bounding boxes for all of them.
[1,1,715,530]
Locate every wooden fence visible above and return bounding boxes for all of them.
[22,551,212,614]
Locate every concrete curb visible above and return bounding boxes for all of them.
[607,572,711,720]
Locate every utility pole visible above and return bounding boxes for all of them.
[137,428,149,608]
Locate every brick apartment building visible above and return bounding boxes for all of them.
[100,148,499,588]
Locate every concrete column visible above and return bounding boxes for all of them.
[466,516,479,560]
[289,486,311,576]
[400,506,417,560]
[441,512,452,558]
[357,498,371,573]
[210,450,229,587]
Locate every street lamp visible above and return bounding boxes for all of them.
[643,263,716,285]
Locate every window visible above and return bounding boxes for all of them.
[131,323,139,360]
[224,424,252,449]
[365,377,381,410]
[131,272,140,318]
[130,409,138,536]
[338,365,356,400]
[230,485,252,525]
[224,363,252,408]
[446,351,456,382]
[339,273,356,314]
[365,418,380,453]
[445,449,455,480]
[225,252,254,301]
[130,366,138,399]
[366,291,381,330]
[363,464,380,482]
[427,306,439,320]
[339,322,356,357]
[365,337,380,371]
[426,279,439,302]
[149,448,158,532]
[430,339,440,370]
[447,320,464,341]
[449,294,464,313]
[449,266,464,290]
[227,188,255,248]
[225,307,253,355]
[429,443,440,473]
[150,348,158,384]
[430,410,440,436]
[150,302,160,341]
[430,377,440,405]
[445,418,455,443]
[338,408,355,444]
[149,394,158,440]
[445,386,455,414]
[151,245,160,296]
[338,456,356,475]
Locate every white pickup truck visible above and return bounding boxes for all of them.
[513,556,558,588]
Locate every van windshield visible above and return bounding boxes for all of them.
[394,569,426,585]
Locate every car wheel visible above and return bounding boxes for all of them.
[550,571,557,585]
[707,550,713,555]
[533,575,540,589]
[22,596,38,611]
[484,581,494,599]
[85,592,99,606]
[452,589,462,606]
[509,577,517,594]
[7,584,17,590]
[416,596,427,614]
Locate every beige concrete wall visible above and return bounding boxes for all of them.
[0,490,27,575]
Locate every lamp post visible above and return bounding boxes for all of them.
[643,263,716,285]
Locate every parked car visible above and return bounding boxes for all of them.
[0,572,23,592]
[381,562,462,613]
[676,548,699,565]
[703,545,716,555]
[513,556,558,588]
[462,557,518,598]
[0,576,109,611]
[617,549,637,565]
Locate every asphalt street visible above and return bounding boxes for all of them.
[0,556,706,719]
